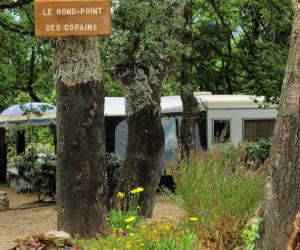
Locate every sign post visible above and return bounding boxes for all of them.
[35,0,111,37]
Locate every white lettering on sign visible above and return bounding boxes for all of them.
[80,8,102,15]
[35,0,112,37]
[46,24,61,31]
[42,8,52,16]
[55,8,102,16]
[45,24,97,32]
[63,24,98,31]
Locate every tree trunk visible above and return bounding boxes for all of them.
[54,37,107,238]
[16,130,25,155]
[256,8,300,250]
[0,128,7,183]
[180,0,198,158]
[115,69,165,217]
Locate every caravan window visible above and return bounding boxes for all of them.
[243,119,275,142]
[213,119,231,143]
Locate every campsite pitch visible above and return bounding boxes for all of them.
[0,185,185,249]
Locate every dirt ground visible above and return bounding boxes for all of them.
[0,184,185,250]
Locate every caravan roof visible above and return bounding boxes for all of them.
[104,94,276,117]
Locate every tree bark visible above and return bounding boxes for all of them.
[256,7,300,250]
[114,68,165,217]
[180,0,198,158]
[0,128,7,183]
[16,130,25,155]
[54,37,107,238]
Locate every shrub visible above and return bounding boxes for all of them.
[14,150,122,201]
[171,146,266,249]
[15,151,56,200]
[244,138,272,169]
[106,153,122,199]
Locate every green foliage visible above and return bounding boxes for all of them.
[15,146,56,200]
[242,217,261,250]
[110,0,186,89]
[171,146,265,248]
[106,153,122,199]
[244,138,272,168]
[191,0,292,101]
[77,219,200,250]
[108,188,144,229]
[145,232,196,250]
[107,209,139,230]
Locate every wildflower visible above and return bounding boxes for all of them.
[130,187,144,194]
[120,231,127,237]
[125,243,132,249]
[117,192,125,199]
[129,232,135,237]
[126,224,132,229]
[125,216,136,223]
[189,217,199,222]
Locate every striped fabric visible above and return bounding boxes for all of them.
[0,103,56,128]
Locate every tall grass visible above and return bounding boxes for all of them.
[171,145,266,248]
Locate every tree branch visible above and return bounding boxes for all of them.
[0,16,33,35]
[0,0,33,10]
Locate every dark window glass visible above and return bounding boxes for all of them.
[244,119,275,142]
[213,120,230,143]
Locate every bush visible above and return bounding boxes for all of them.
[171,146,265,249]
[15,150,56,200]
[106,153,122,199]
[14,150,122,201]
[244,138,272,169]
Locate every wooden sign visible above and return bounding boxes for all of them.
[34,0,111,37]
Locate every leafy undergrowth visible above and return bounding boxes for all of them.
[170,145,266,249]
[76,218,201,250]
[13,145,266,250]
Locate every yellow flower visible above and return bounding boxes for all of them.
[117,192,125,199]
[130,187,144,194]
[125,216,136,223]
[129,232,135,237]
[189,217,199,222]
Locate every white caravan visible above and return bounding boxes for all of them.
[104,93,277,160]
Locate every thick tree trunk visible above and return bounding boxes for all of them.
[256,8,300,250]
[115,69,165,217]
[54,37,107,238]
[16,130,25,155]
[180,0,198,158]
[0,128,7,183]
